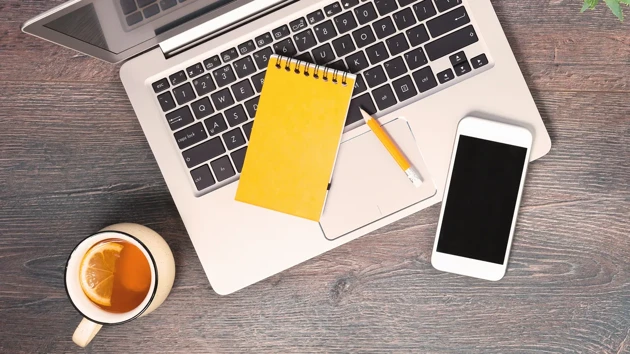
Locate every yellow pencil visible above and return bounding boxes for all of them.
[360,109,422,187]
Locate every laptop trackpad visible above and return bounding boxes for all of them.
[320,118,437,240]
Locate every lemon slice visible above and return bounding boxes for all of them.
[79,242,124,307]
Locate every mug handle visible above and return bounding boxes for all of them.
[72,318,103,347]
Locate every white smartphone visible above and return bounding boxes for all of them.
[431,117,533,281]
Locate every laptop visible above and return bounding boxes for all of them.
[23,0,551,295]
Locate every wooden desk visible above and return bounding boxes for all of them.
[1,1,628,352]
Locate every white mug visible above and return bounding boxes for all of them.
[65,223,175,347]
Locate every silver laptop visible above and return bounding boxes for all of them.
[23,0,551,294]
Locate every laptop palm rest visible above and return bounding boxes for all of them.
[321,118,437,240]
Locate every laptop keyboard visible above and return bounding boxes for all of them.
[151,0,491,194]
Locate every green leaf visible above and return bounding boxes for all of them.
[605,0,624,20]
[619,0,630,5]
[582,0,599,12]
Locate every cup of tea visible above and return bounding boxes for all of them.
[65,223,175,347]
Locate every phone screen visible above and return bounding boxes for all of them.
[437,135,528,264]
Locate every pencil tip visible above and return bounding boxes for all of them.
[360,109,372,123]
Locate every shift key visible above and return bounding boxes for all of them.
[182,137,225,168]
[425,25,478,61]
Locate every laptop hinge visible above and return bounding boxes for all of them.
[159,0,295,58]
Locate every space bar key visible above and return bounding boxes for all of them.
[425,25,479,61]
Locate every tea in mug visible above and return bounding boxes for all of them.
[79,239,152,313]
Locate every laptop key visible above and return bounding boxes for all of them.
[312,43,336,65]
[398,0,416,7]
[231,80,254,102]
[471,53,488,68]
[159,0,177,10]
[192,74,216,96]
[352,26,376,48]
[190,97,214,119]
[152,78,170,93]
[203,55,221,71]
[225,105,248,127]
[157,91,176,112]
[372,84,397,110]
[413,66,438,92]
[392,75,418,102]
[211,88,235,111]
[186,63,204,78]
[272,25,290,40]
[242,121,253,140]
[345,51,370,73]
[294,29,318,52]
[237,40,256,55]
[307,9,325,25]
[173,83,196,105]
[220,48,238,63]
[182,138,225,168]
[244,96,259,118]
[204,113,228,136]
[425,25,478,61]
[449,51,467,66]
[211,156,235,182]
[328,60,347,71]
[393,7,416,30]
[126,12,143,26]
[372,17,396,39]
[165,106,194,131]
[190,165,215,191]
[324,2,343,17]
[253,47,273,70]
[334,11,358,34]
[233,56,256,78]
[252,72,266,93]
[174,122,208,149]
[427,6,469,38]
[437,69,455,84]
[364,65,387,88]
[290,17,308,32]
[255,33,273,47]
[314,20,338,42]
[352,74,367,95]
[374,0,399,16]
[365,42,390,65]
[231,147,247,173]
[143,4,160,19]
[406,24,430,47]
[413,0,437,21]
[386,33,409,56]
[273,38,297,57]
[223,128,246,150]
[169,71,186,86]
[384,56,407,79]
[332,35,356,57]
[347,93,377,125]
[137,0,156,7]
[404,48,428,70]
[212,65,237,87]
[120,0,137,15]
[295,52,313,63]
[343,0,360,9]
[454,61,472,76]
[354,3,378,25]
[434,0,462,12]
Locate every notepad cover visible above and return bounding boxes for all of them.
[235,55,356,221]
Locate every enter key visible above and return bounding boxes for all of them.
[426,6,470,38]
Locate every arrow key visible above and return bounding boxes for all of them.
[449,51,467,66]
[437,68,455,84]
[454,61,472,76]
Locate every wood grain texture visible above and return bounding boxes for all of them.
[0,0,629,352]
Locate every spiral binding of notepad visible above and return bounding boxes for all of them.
[272,55,350,86]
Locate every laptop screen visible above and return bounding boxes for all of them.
[41,0,237,54]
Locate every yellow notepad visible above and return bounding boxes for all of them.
[235,55,356,221]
